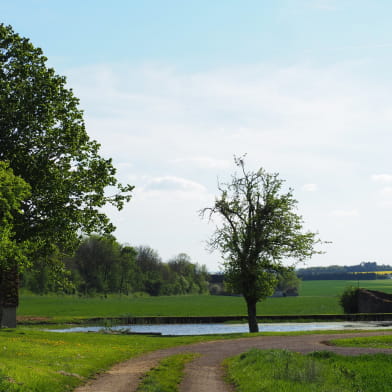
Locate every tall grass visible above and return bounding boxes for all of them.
[225,349,392,392]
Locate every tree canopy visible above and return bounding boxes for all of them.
[0,24,133,325]
[0,24,133,254]
[202,156,322,332]
[0,161,31,269]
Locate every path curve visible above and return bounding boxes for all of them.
[74,331,392,392]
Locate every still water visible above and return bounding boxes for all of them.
[48,321,392,336]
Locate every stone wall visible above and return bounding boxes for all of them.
[358,289,392,313]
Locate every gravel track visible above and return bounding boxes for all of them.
[73,331,392,392]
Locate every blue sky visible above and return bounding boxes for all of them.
[2,1,392,271]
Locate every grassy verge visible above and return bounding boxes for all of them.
[330,334,392,348]
[136,353,198,392]
[0,329,224,392]
[225,349,392,392]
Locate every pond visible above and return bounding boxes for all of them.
[47,321,392,336]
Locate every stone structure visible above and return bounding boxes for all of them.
[357,289,392,313]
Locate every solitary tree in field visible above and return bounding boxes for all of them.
[201,157,322,332]
[0,24,133,326]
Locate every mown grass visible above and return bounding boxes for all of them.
[0,329,225,392]
[298,279,392,297]
[18,294,341,321]
[18,280,392,322]
[225,349,392,392]
[136,353,198,392]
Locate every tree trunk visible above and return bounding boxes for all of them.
[245,297,259,333]
[0,262,19,328]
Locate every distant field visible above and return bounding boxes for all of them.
[18,294,341,320]
[17,280,392,320]
[299,279,392,296]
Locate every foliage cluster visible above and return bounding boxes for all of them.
[136,353,198,392]
[225,348,392,392]
[339,287,360,314]
[203,157,321,332]
[0,162,31,270]
[0,23,132,325]
[275,268,301,296]
[209,268,301,297]
[21,237,209,296]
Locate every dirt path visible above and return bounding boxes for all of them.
[74,331,392,392]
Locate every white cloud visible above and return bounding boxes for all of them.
[65,61,387,182]
[330,209,359,217]
[143,176,206,192]
[371,174,392,184]
[140,176,210,203]
[380,186,392,197]
[62,61,392,270]
[302,183,318,192]
[171,157,231,169]
[377,187,392,208]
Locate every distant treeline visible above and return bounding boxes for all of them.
[21,236,209,296]
[297,262,392,280]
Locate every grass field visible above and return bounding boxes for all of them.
[298,279,392,296]
[18,294,342,321]
[7,280,392,391]
[1,329,390,392]
[0,329,227,392]
[17,279,392,321]
[331,335,392,349]
[225,349,392,392]
[136,353,198,392]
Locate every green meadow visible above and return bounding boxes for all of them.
[224,333,392,392]
[1,329,391,392]
[0,329,227,392]
[225,349,392,392]
[17,279,392,321]
[3,281,392,391]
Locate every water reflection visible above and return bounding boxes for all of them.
[48,321,392,336]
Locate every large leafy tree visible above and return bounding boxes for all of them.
[0,161,31,326]
[0,24,133,326]
[202,157,322,332]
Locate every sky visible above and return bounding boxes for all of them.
[2,0,392,271]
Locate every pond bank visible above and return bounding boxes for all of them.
[47,321,392,335]
[59,313,392,325]
[17,313,392,326]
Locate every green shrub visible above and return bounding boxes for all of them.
[339,286,359,313]
[0,371,20,392]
